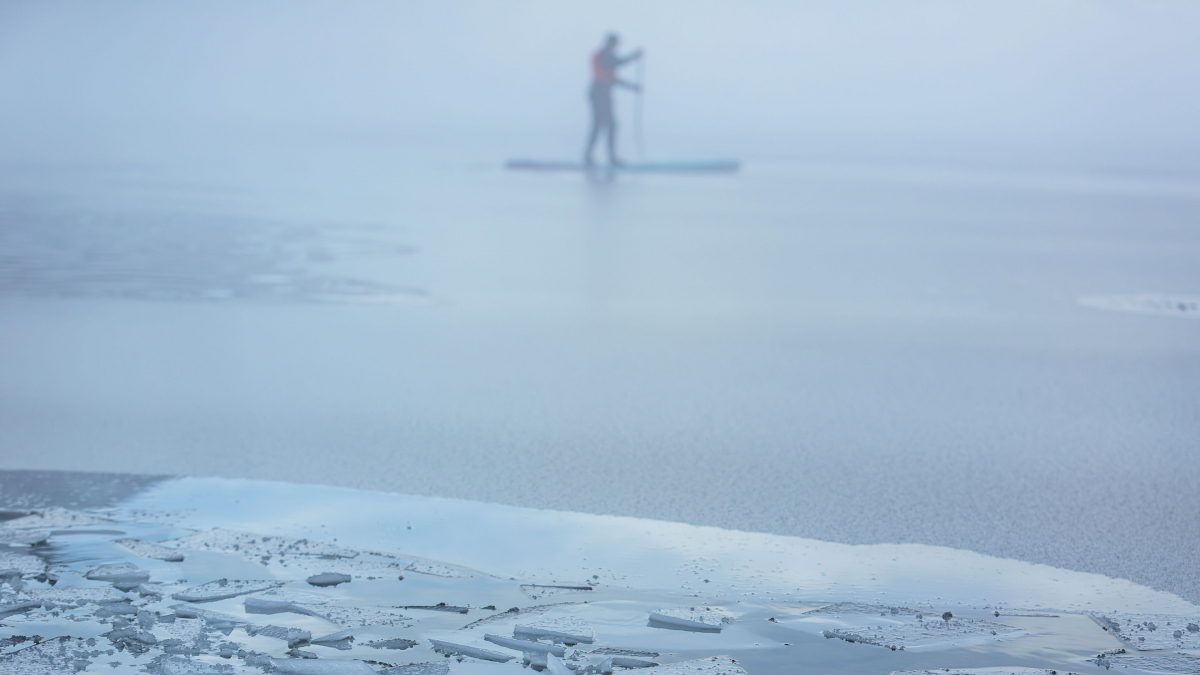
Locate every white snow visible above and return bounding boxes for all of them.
[638,656,747,675]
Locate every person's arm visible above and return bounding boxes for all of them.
[617,49,643,67]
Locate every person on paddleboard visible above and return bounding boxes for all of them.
[584,33,643,167]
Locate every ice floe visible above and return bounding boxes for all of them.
[115,538,187,562]
[85,562,151,585]
[0,549,48,575]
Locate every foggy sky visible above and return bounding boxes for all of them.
[2,1,1199,167]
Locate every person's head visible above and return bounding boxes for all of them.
[604,33,619,50]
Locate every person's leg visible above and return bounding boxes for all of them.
[607,117,619,166]
[584,116,601,166]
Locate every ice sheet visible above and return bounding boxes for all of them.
[0,475,1194,675]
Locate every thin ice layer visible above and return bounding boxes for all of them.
[169,529,360,559]
[304,604,412,628]
[649,608,733,632]
[514,615,595,644]
[115,538,186,562]
[783,604,1020,651]
[173,579,283,602]
[404,561,470,578]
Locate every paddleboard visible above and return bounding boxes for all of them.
[506,159,739,173]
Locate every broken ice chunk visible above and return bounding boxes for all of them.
[429,638,515,662]
[637,656,747,675]
[0,528,50,545]
[170,603,259,634]
[251,625,312,647]
[404,561,470,578]
[85,562,151,586]
[271,659,378,675]
[307,572,352,587]
[513,616,596,645]
[172,579,283,602]
[545,653,573,675]
[366,638,418,650]
[520,584,593,600]
[311,628,355,649]
[484,633,566,656]
[169,529,360,559]
[648,608,730,633]
[114,538,185,562]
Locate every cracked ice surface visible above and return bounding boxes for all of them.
[0,475,1197,675]
[1090,613,1200,650]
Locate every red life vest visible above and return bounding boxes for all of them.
[591,52,615,83]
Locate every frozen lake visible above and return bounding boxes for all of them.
[1,136,1197,611]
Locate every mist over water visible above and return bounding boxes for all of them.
[1,0,1199,608]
